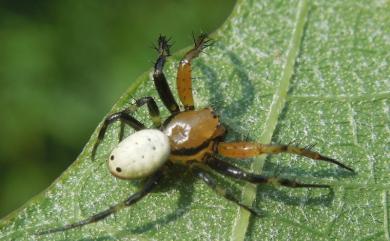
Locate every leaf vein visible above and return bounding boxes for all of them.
[230,0,310,240]
[287,91,390,102]
[383,191,390,240]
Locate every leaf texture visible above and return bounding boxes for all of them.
[0,0,389,240]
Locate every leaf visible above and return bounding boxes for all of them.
[1,0,389,240]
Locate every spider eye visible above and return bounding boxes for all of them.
[116,167,122,172]
[110,155,115,160]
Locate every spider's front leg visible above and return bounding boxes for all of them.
[216,141,354,172]
[37,169,164,235]
[177,33,212,110]
[153,35,180,114]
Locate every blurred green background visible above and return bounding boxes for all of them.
[0,0,235,218]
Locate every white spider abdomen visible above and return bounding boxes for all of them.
[108,129,170,179]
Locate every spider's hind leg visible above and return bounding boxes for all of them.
[205,156,330,189]
[177,33,212,111]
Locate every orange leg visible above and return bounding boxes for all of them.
[177,33,211,110]
[216,142,354,172]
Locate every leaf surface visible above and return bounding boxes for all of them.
[1,0,389,240]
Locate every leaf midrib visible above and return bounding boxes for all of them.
[230,0,310,240]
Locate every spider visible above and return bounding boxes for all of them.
[39,33,354,235]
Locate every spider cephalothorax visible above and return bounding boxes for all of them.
[39,34,354,235]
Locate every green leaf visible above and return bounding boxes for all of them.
[1,0,389,240]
